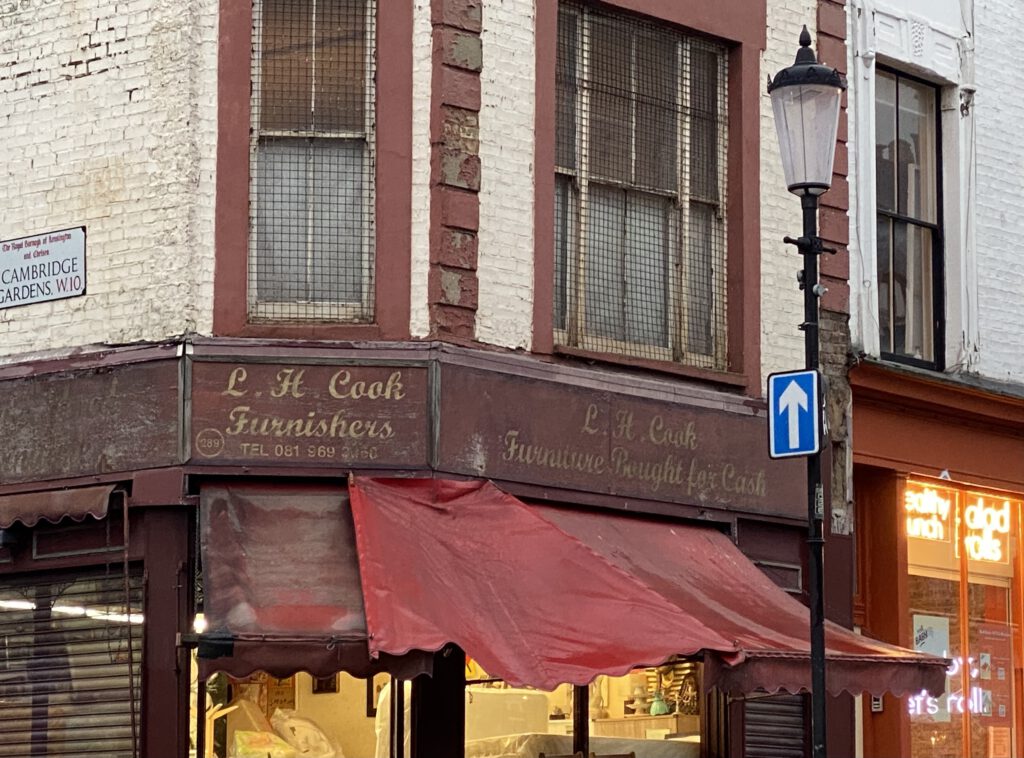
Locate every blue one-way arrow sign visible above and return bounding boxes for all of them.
[768,369,821,459]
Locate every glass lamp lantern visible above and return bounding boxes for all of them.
[768,27,848,196]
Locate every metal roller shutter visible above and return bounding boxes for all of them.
[744,694,807,758]
[0,569,143,757]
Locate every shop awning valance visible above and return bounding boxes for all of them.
[0,484,114,528]
[199,478,947,696]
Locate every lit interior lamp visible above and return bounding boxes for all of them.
[193,612,208,634]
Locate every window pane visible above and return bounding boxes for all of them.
[967,583,1013,758]
[553,3,727,367]
[686,202,717,356]
[875,72,897,213]
[965,494,1017,758]
[556,6,578,171]
[199,671,397,758]
[889,221,934,361]
[624,191,670,346]
[635,31,677,192]
[587,17,632,184]
[689,45,721,202]
[909,573,963,758]
[877,215,893,353]
[463,663,706,758]
[313,0,369,133]
[897,78,937,223]
[260,0,313,131]
[876,70,939,365]
[309,140,370,304]
[554,174,577,331]
[584,184,626,340]
[250,0,376,320]
[255,139,311,302]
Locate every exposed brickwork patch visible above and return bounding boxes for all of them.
[429,0,483,339]
[431,0,482,33]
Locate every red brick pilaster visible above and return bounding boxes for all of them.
[429,0,483,340]
[816,6,856,754]
[817,0,850,316]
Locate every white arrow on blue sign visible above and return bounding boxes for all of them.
[767,369,821,459]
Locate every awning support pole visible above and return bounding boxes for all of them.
[411,644,465,758]
[573,684,589,758]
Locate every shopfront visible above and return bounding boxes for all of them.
[191,476,946,758]
[852,361,1024,758]
[0,341,948,757]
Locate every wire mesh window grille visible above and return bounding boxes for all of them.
[555,3,729,369]
[249,0,376,322]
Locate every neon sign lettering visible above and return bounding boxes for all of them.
[962,496,1009,563]
[904,485,952,543]
[904,483,1011,564]
[908,656,990,719]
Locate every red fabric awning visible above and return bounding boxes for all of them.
[0,484,114,528]
[350,477,947,696]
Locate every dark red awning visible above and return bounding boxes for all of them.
[0,484,114,528]
[350,477,947,696]
[198,478,945,696]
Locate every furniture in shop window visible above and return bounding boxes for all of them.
[592,714,697,739]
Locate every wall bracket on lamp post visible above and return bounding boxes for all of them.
[768,26,847,758]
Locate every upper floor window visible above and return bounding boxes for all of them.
[554,3,729,370]
[875,69,942,367]
[249,0,376,322]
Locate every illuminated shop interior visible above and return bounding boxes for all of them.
[903,479,1022,758]
[189,657,705,758]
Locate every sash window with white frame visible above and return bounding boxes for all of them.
[249,0,376,322]
[554,3,728,369]
[875,69,942,367]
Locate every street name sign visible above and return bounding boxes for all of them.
[768,369,821,459]
[0,226,86,310]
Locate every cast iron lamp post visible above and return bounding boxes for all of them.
[767,26,846,758]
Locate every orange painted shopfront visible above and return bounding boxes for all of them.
[852,361,1024,758]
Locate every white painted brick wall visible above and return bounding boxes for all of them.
[476,0,814,370]
[847,0,1024,385]
[476,0,535,350]
[409,1,432,339]
[973,0,1024,383]
[760,0,817,389]
[0,0,217,361]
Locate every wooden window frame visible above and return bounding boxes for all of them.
[214,0,412,339]
[247,0,378,323]
[534,0,765,394]
[553,4,729,370]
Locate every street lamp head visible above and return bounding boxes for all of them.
[768,26,848,196]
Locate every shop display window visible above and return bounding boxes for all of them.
[190,657,705,758]
[905,480,1021,758]
[191,665,408,758]
[462,659,703,758]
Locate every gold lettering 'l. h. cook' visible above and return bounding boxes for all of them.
[220,366,406,403]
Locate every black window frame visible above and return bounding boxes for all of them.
[874,65,946,371]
